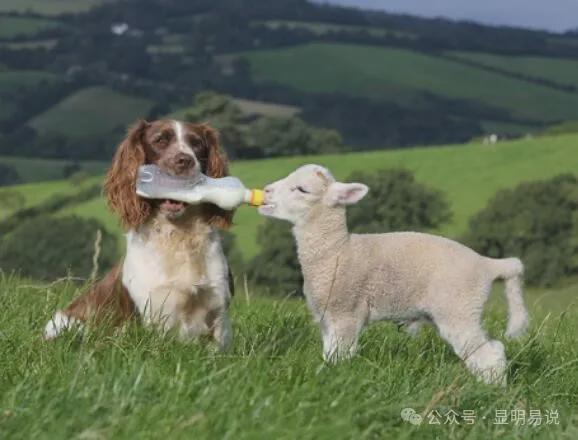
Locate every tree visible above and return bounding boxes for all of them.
[185,91,252,158]
[0,216,118,280]
[347,169,452,233]
[250,116,345,157]
[185,92,345,158]
[247,219,303,296]
[465,174,578,286]
[0,164,21,186]
[247,168,451,296]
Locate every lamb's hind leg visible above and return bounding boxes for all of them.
[434,315,507,385]
[209,310,233,352]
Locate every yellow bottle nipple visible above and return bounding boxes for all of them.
[249,189,265,206]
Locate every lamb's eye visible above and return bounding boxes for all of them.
[295,186,309,194]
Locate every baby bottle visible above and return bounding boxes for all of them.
[136,164,264,210]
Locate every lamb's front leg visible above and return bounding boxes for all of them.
[321,317,364,362]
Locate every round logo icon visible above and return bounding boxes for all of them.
[401,407,423,425]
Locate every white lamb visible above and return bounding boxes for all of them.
[259,164,529,385]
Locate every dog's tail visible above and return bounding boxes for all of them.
[487,257,529,339]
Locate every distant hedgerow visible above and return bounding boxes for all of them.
[465,174,578,286]
[0,216,118,281]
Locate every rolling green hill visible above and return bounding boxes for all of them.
[243,42,578,123]
[449,51,578,89]
[0,70,62,123]
[0,16,62,39]
[7,133,578,259]
[0,156,107,184]
[0,0,107,16]
[29,86,154,139]
[0,69,61,93]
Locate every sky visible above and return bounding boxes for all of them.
[317,0,578,33]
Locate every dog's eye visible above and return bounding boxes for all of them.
[295,186,309,194]
[188,136,202,147]
[153,134,166,145]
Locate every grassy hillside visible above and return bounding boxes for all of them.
[0,39,58,50]
[0,70,62,123]
[0,274,576,438]
[7,176,101,208]
[0,0,107,16]
[243,43,578,122]
[0,156,107,184]
[0,16,62,39]
[0,69,61,92]
[449,51,578,89]
[29,86,154,139]
[7,133,578,259]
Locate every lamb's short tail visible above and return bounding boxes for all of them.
[487,257,529,339]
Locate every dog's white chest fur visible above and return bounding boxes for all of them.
[122,219,229,331]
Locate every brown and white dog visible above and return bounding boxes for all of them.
[44,120,234,350]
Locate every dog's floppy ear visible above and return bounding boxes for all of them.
[104,120,151,230]
[201,124,229,178]
[199,124,234,229]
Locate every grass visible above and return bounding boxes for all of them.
[0,156,107,184]
[0,274,576,438]
[449,51,578,89]
[29,86,154,139]
[542,120,578,136]
[0,39,58,50]
[0,69,61,93]
[0,69,61,123]
[5,176,101,208]
[7,133,578,258]
[0,0,108,16]
[243,43,578,122]
[479,120,537,135]
[0,16,61,39]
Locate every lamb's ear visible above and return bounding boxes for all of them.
[325,182,369,207]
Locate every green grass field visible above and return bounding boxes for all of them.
[449,51,578,89]
[0,156,107,184]
[6,133,578,259]
[0,39,58,50]
[0,0,107,16]
[0,69,61,93]
[243,43,578,122]
[0,274,576,438]
[29,86,154,139]
[0,70,62,123]
[0,16,62,39]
